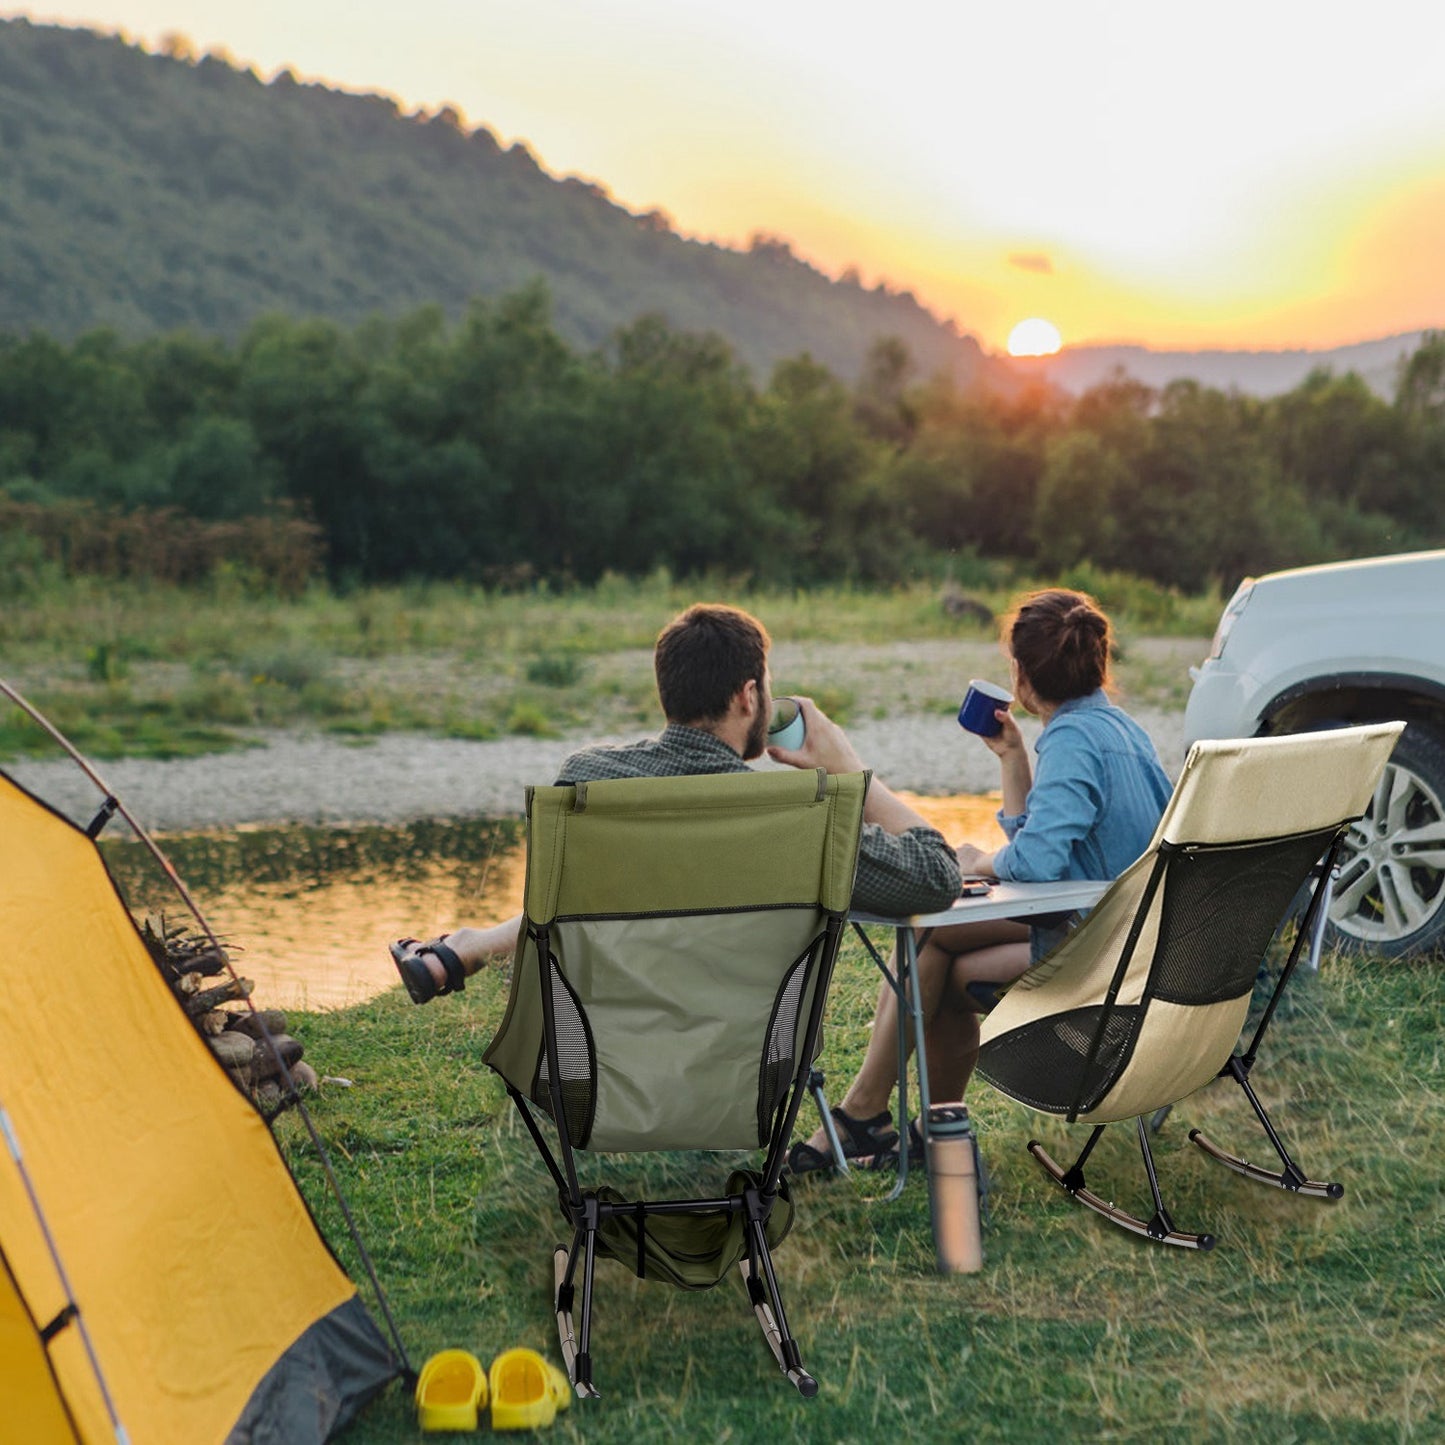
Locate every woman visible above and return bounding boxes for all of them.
[789,588,1174,1175]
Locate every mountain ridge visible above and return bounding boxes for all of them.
[1016,330,1435,399]
[1,19,1437,397]
[0,17,994,387]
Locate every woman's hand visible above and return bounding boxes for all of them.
[981,707,1032,818]
[955,841,997,878]
[981,707,1026,760]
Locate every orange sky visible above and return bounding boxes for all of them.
[18,0,1445,352]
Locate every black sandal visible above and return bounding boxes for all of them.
[865,1118,926,1172]
[787,1107,899,1177]
[389,936,466,1005]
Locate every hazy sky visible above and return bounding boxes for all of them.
[17,0,1445,351]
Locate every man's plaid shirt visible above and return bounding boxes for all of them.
[555,723,960,918]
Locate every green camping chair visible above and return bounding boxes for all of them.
[482,768,868,1400]
[975,722,1403,1249]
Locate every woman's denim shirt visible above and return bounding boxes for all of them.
[992,691,1173,886]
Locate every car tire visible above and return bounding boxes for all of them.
[1326,723,1445,958]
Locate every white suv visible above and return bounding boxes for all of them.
[1184,549,1445,957]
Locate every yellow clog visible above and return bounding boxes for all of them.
[415,1349,488,1432]
[488,1347,560,1430]
[545,1357,573,1414]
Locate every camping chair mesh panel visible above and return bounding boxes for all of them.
[981,1006,1143,1115]
[531,952,597,1146]
[980,826,1347,1120]
[759,942,817,1139]
[1150,828,1338,1006]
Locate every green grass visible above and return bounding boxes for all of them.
[280,945,1445,1443]
[0,571,1220,761]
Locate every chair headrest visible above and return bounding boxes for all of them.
[1154,722,1404,847]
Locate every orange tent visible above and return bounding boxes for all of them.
[0,768,397,1443]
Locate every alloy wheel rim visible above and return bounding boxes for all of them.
[1330,760,1445,944]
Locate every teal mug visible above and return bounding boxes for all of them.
[768,696,807,751]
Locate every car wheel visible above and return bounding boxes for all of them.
[1327,724,1445,958]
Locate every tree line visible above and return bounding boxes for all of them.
[2,286,1442,594]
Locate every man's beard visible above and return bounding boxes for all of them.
[742,704,770,761]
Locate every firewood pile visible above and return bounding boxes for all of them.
[142,916,319,1110]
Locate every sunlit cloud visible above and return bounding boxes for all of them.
[1008,254,1054,276]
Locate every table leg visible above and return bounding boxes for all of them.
[887,926,911,1201]
[808,1068,850,1176]
[849,922,934,1203]
[893,925,934,1202]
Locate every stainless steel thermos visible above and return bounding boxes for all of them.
[925,1101,983,1273]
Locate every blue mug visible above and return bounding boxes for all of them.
[957,679,1013,737]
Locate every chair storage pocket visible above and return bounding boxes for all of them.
[757,941,820,1142]
[590,1171,795,1290]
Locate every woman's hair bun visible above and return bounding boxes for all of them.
[1065,603,1105,634]
[1007,588,1112,702]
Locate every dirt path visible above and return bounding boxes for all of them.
[10,706,1188,834]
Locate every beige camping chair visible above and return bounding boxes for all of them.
[976,722,1403,1249]
[481,768,868,1400]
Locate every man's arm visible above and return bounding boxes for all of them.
[768,696,961,913]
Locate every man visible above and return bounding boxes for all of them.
[391,602,961,1001]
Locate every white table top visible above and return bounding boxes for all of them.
[851,876,1113,929]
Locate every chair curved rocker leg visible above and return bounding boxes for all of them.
[1188,1055,1344,1199]
[1188,1129,1343,1199]
[1029,1119,1217,1252]
[553,1245,601,1400]
[738,1257,818,1398]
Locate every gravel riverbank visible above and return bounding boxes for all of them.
[11,708,1189,834]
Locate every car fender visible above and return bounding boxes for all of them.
[1259,671,1445,730]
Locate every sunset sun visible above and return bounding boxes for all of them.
[1007,318,1063,356]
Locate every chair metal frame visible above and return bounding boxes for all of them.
[483,769,868,1401]
[976,724,1402,1251]
[506,913,846,1398]
[1029,839,1346,1250]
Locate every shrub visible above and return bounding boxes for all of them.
[524,652,585,688]
[505,701,557,737]
[0,498,322,595]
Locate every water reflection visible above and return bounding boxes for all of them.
[97,793,1004,1011]
[101,818,525,1010]
[898,790,1005,844]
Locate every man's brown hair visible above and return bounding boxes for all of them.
[1006,588,1112,704]
[654,604,770,724]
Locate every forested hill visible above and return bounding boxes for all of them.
[0,19,994,385]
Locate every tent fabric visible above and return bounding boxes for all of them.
[1,1245,81,1444]
[0,769,396,1444]
[978,723,1403,1124]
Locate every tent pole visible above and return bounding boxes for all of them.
[1,1102,131,1444]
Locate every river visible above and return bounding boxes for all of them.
[98,792,1005,1009]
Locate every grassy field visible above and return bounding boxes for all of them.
[282,939,1444,1444]
[0,567,1220,761]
